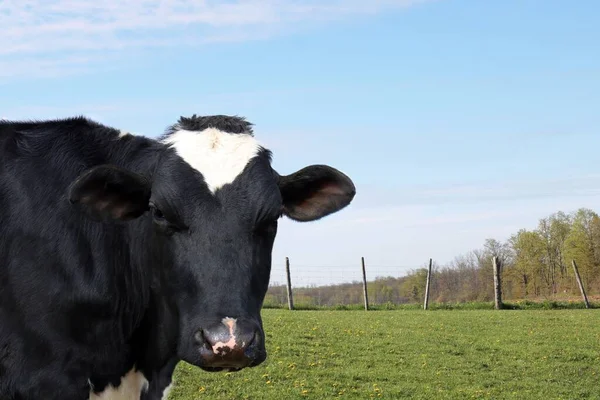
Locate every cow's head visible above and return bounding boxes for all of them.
[68,115,355,372]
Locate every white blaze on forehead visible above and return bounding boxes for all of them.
[162,128,261,194]
[88,368,148,400]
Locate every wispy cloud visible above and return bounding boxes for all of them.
[0,54,125,82]
[0,0,428,80]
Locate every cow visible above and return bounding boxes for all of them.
[0,114,356,399]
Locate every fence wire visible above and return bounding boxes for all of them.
[264,257,598,309]
[265,261,422,308]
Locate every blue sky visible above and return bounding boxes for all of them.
[1,0,599,286]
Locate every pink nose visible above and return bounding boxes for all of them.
[194,318,265,371]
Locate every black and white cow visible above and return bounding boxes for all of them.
[0,114,355,399]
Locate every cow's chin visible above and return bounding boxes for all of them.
[182,360,262,373]
[177,348,267,373]
[199,353,267,373]
[194,351,267,373]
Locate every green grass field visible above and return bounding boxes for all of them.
[167,309,600,399]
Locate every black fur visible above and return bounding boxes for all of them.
[0,115,355,399]
[164,114,254,137]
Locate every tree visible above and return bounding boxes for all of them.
[508,229,546,298]
[537,211,571,293]
[564,208,600,293]
[401,268,428,302]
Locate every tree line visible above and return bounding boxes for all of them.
[263,207,600,307]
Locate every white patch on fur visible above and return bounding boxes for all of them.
[88,368,148,400]
[117,130,131,138]
[161,383,173,400]
[162,128,261,193]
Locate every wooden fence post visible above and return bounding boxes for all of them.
[361,257,369,311]
[571,259,590,309]
[493,256,503,310]
[424,258,433,310]
[285,257,294,310]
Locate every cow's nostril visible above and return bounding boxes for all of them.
[243,331,257,350]
[194,329,205,346]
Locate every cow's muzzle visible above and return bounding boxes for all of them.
[194,317,266,371]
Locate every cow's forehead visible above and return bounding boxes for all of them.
[161,115,265,194]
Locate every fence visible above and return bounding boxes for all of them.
[263,256,592,310]
[264,257,418,309]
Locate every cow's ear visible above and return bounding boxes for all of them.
[68,165,151,222]
[278,165,356,222]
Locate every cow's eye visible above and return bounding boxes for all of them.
[153,208,165,220]
[148,201,188,235]
[149,203,166,221]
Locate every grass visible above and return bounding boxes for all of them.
[168,309,600,399]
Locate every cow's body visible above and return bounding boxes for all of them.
[0,115,355,399]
